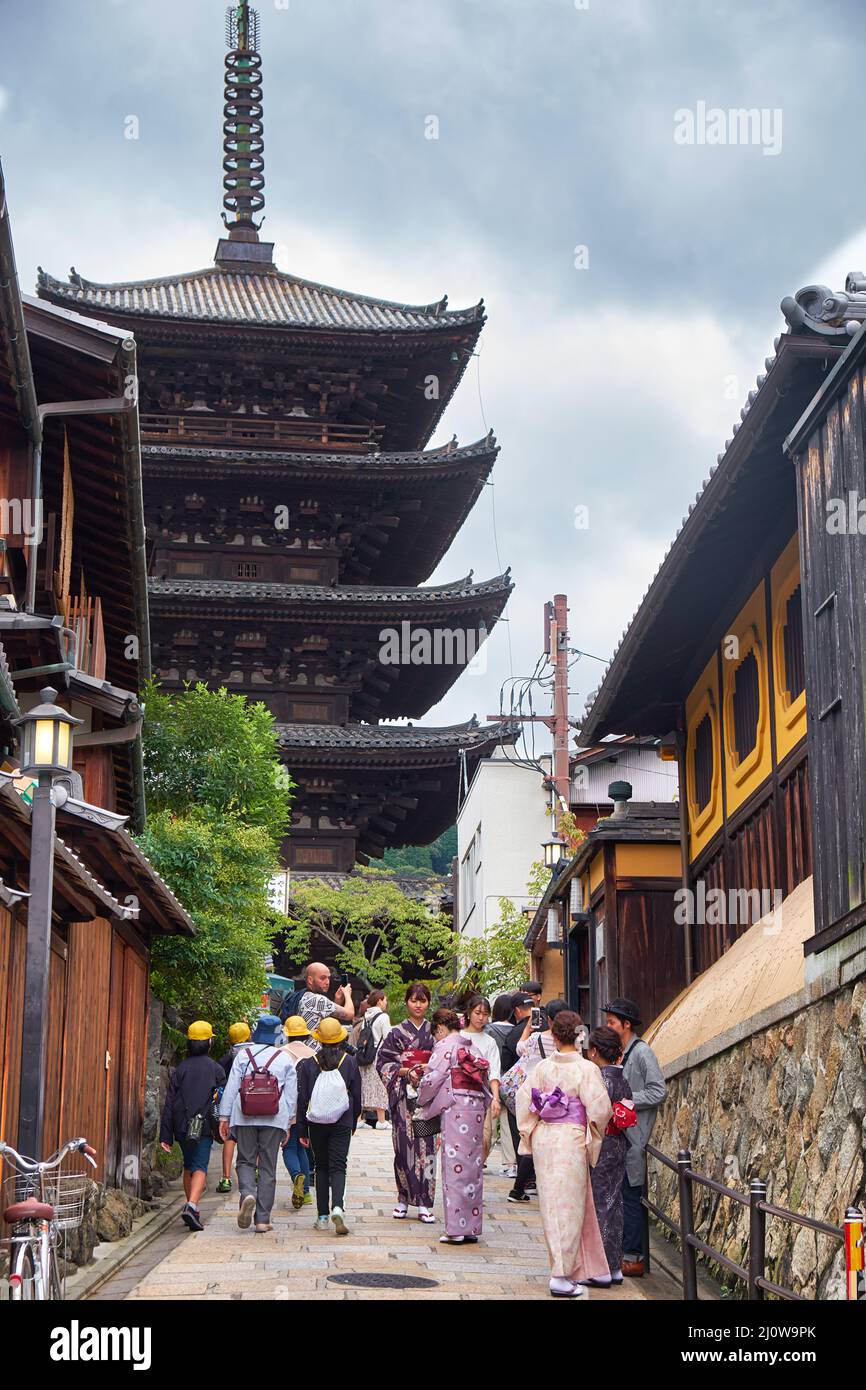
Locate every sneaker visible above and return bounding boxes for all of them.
[498,1165,514,1177]
[332,1207,349,1236]
[507,1191,530,1204]
[303,1192,313,1206]
[314,1215,330,1232]
[237,1194,256,1229]
[181,1202,204,1232]
[216,1178,232,1194]
[524,1185,538,1197]
[291,1174,306,1210]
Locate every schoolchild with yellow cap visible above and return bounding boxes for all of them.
[159,1020,226,1232]
[216,1022,252,1193]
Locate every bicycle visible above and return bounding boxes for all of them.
[0,1136,97,1300]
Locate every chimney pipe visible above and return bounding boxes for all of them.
[608,780,632,819]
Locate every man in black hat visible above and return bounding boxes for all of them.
[603,997,666,1278]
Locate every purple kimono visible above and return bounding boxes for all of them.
[376,1017,436,1209]
[417,1033,491,1238]
[590,1063,633,1275]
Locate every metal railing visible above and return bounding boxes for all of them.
[643,1144,845,1300]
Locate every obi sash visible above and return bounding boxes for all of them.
[450,1044,490,1094]
[530,1085,587,1126]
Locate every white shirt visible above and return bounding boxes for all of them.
[365,1008,391,1049]
[464,1026,501,1082]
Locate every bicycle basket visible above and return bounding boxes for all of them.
[2,1168,91,1233]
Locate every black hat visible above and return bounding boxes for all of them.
[512,993,535,1008]
[602,997,642,1027]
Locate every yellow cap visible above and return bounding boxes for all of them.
[187,1020,214,1041]
[283,1015,311,1039]
[312,1016,348,1046]
[228,1022,251,1045]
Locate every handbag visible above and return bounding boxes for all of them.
[605,1097,637,1136]
[412,1113,441,1139]
[500,1034,546,1113]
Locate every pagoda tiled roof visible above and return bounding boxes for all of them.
[141,433,498,475]
[148,572,512,606]
[37,264,485,334]
[277,718,512,751]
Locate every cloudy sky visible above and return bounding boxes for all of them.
[3,0,865,752]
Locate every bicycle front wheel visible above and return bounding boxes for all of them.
[8,1243,36,1300]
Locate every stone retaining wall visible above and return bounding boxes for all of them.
[647,979,866,1298]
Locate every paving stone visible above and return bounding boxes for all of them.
[97,1130,677,1302]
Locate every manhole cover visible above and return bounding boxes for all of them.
[327,1272,439,1290]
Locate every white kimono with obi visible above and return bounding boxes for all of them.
[516,1051,613,1283]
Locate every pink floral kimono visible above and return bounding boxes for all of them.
[416,1032,492,1238]
[516,1051,612,1284]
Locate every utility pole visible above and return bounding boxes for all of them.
[548,593,570,834]
[487,593,572,837]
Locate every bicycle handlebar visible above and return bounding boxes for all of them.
[0,1136,97,1173]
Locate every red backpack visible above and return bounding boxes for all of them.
[239,1049,283,1117]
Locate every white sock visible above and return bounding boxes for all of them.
[549,1276,579,1295]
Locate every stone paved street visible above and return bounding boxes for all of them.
[94,1127,681,1301]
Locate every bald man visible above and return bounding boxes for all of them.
[296,962,355,1053]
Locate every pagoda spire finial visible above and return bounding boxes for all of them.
[222,1,265,242]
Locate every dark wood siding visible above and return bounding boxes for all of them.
[615,888,685,1025]
[793,362,866,948]
[690,752,811,975]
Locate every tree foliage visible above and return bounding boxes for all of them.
[278,866,455,1002]
[138,682,292,1034]
[381,825,457,876]
[141,680,290,840]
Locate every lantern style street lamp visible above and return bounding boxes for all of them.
[13,688,82,1159]
[16,687,80,778]
[543,834,566,871]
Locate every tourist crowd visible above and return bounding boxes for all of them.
[159,963,666,1298]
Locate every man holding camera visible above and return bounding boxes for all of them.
[295,962,356,1055]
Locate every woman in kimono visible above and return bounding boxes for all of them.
[376,982,437,1223]
[585,1025,633,1286]
[416,1008,492,1245]
[516,1009,612,1298]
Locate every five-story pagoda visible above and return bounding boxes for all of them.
[38,2,512,872]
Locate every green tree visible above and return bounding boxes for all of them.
[278,866,455,1005]
[138,681,293,1034]
[380,825,457,877]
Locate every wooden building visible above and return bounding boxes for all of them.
[579,270,866,1007]
[525,792,682,1021]
[785,309,866,971]
[36,2,512,874]
[0,164,193,1182]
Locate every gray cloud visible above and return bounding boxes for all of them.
[4,0,865,745]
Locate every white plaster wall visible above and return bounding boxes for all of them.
[456,755,549,940]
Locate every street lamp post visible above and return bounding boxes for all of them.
[542,834,566,872]
[14,688,81,1159]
